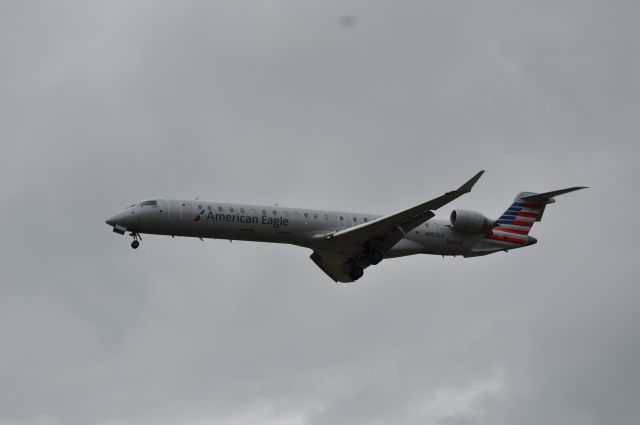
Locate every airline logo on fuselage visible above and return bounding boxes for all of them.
[194,210,289,229]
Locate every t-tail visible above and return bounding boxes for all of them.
[485,186,587,248]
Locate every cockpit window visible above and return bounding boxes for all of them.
[139,200,158,207]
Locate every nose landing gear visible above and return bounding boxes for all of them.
[129,232,141,249]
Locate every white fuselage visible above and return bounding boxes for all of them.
[106,198,515,258]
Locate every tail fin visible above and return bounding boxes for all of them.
[487,186,587,246]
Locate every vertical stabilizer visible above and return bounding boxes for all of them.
[485,187,586,247]
[485,193,543,245]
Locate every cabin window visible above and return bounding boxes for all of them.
[262,209,267,216]
[363,218,368,223]
[313,213,318,219]
[197,205,202,210]
[353,217,357,222]
[273,210,277,216]
[304,213,309,218]
[339,216,344,221]
[239,208,244,213]
[324,214,329,220]
[218,206,223,212]
[229,207,234,212]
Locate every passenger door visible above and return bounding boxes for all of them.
[170,200,184,222]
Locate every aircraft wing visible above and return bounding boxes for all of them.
[310,170,485,282]
[310,249,354,283]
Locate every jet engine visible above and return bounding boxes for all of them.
[449,209,494,233]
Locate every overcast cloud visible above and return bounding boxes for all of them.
[1,1,639,424]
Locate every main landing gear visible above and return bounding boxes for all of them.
[368,249,384,265]
[349,266,364,281]
[130,232,141,249]
[348,247,384,281]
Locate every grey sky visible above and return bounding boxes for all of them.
[1,1,639,424]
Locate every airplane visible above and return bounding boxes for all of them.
[105,171,586,282]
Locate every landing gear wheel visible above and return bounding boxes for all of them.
[129,231,141,249]
[369,249,384,265]
[349,266,364,281]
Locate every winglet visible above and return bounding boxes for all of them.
[457,170,485,194]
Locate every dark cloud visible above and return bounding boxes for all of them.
[1,1,638,424]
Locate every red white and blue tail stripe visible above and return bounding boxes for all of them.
[482,187,586,248]
[485,196,543,246]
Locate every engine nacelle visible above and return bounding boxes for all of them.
[450,209,494,233]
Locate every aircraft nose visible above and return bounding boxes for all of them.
[106,213,122,227]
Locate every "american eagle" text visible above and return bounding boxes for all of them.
[204,212,289,228]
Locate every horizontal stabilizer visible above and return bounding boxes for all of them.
[520,186,587,204]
